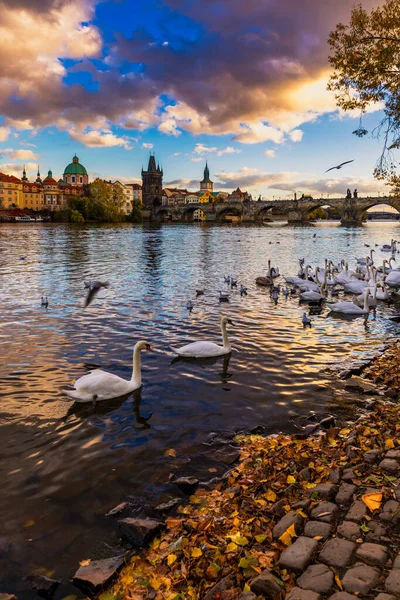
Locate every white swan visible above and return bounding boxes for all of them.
[355,282,383,308]
[328,288,370,315]
[171,317,233,358]
[267,259,280,279]
[386,270,400,288]
[343,276,369,294]
[63,340,153,403]
[356,249,374,266]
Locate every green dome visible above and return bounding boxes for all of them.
[64,154,87,176]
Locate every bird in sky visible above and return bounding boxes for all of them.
[84,281,109,308]
[325,160,354,173]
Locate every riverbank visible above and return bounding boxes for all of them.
[104,343,400,600]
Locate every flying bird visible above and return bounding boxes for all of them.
[325,160,354,173]
[84,281,109,308]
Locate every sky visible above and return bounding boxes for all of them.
[0,0,392,199]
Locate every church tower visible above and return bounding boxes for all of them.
[200,161,213,192]
[141,153,163,209]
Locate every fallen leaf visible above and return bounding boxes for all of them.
[79,559,91,567]
[362,492,382,512]
[167,554,177,566]
[191,547,202,558]
[385,439,395,449]
[287,475,296,484]
[225,542,238,553]
[164,448,176,458]
[335,574,343,590]
[208,468,217,473]
[265,490,277,502]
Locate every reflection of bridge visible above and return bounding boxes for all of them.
[144,196,400,225]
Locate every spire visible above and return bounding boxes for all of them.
[147,153,157,172]
[73,154,79,164]
[204,160,210,181]
[48,169,52,178]
[21,165,27,181]
[36,166,41,183]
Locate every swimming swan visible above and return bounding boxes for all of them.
[328,288,370,315]
[171,317,233,358]
[63,340,153,403]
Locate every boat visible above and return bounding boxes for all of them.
[14,215,44,222]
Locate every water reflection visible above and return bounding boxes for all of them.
[1,221,400,592]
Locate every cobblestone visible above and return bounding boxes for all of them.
[313,483,338,500]
[297,563,334,594]
[363,449,382,464]
[345,500,367,522]
[342,564,380,594]
[273,512,304,539]
[327,593,358,600]
[249,569,285,598]
[380,500,400,523]
[356,542,388,566]
[285,587,321,600]
[310,502,338,523]
[379,458,400,473]
[319,538,355,568]
[375,593,397,600]
[304,521,332,541]
[386,449,400,459]
[392,554,400,569]
[336,520,361,541]
[386,569,400,596]
[365,521,387,542]
[336,483,356,506]
[279,537,319,572]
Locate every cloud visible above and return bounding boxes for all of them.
[289,129,304,142]
[19,141,37,147]
[269,176,385,197]
[142,142,154,149]
[173,152,181,156]
[9,149,38,160]
[0,161,37,177]
[194,144,218,154]
[190,157,203,162]
[0,126,10,142]
[217,146,241,156]
[265,150,276,158]
[234,123,285,144]
[70,129,134,149]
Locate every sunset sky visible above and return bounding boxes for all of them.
[0,0,389,199]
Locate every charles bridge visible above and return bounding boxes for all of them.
[145,195,400,225]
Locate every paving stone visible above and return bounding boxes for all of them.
[270,499,286,516]
[329,468,342,484]
[319,538,355,568]
[342,469,355,483]
[297,563,334,594]
[375,594,397,600]
[356,542,388,566]
[204,574,235,600]
[292,499,311,511]
[238,594,257,600]
[24,575,60,598]
[363,449,382,464]
[346,500,367,522]
[343,565,380,594]
[279,536,319,572]
[117,518,164,546]
[249,569,284,598]
[174,476,199,494]
[386,449,400,459]
[304,521,331,541]
[365,521,387,542]
[386,569,400,596]
[346,446,360,460]
[337,520,361,541]
[273,511,304,539]
[395,485,400,501]
[327,594,358,600]
[379,459,400,474]
[393,554,400,569]
[310,502,338,523]
[380,500,400,523]
[313,483,338,500]
[73,555,127,595]
[285,587,320,600]
[336,483,356,506]
[299,468,312,481]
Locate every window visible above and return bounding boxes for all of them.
[72,176,75,183]
[8,190,12,194]
[80,177,83,183]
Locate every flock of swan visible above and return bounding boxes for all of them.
[63,238,400,405]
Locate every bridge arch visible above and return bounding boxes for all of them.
[360,198,400,219]
[155,208,173,222]
[216,205,243,222]
[255,204,284,222]
[181,205,209,222]
[302,202,344,221]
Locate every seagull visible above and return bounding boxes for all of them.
[224,276,231,284]
[219,291,230,302]
[283,287,290,298]
[41,296,48,308]
[325,159,354,173]
[230,278,237,288]
[84,281,109,308]
[19,256,26,260]
[240,285,248,296]
[272,290,279,303]
[302,313,312,327]
[196,290,204,297]
[186,300,194,312]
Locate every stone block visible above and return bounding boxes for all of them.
[238,594,257,600]
[310,502,338,523]
[117,517,163,546]
[342,565,380,594]
[73,555,126,595]
[337,520,360,541]
[393,554,400,570]
[297,563,334,594]
[249,569,284,598]
[329,468,342,484]
[342,469,355,483]
[327,594,358,600]
[0,595,17,600]
[319,538,355,568]
[380,500,400,523]
[313,483,338,500]
[292,499,311,511]
[356,542,388,566]
[386,569,400,596]
[363,449,382,464]
[285,587,320,600]
[24,576,60,598]
[365,521,387,542]
[279,537,319,572]
[386,449,400,459]
[375,594,396,600]
[174,476,199,494]
[379,459,400,473]
[346,501,367,523]
[204,574,235,600]
[304,521,331,541]
[273,511,303,539]
[336,483,356,506]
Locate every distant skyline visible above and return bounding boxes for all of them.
[0,0,390,199]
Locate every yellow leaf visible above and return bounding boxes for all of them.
[167,553,177,566]
[79,559,91,567]
[191,547,203,558]
[225,542,238,553]
[265,490,277,502]
[287,475,296,484]
[286,523,297,537]
[385,439,395,449]
[279,530,293,546]
[233,517,240,527]
[164,448,176,457]
[297,509,308,518]
[362,492,383,512]
[335,574,343,590]
[24,520,35,528]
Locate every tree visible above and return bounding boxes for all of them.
[328,0,400,188]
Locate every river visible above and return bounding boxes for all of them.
[0,221,399,596]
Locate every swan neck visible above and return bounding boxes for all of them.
[131,344,142,384]
[373,284,378,300]
[221,321,231,349]
[364,291,369,311]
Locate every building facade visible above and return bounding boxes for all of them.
[63,155,89,186]
[141,154,163,208]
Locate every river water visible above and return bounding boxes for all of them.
[1,221,400,594]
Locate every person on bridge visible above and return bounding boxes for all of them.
[346,188,352,199]
[353,189,358,198]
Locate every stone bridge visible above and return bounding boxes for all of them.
[147,195,400,225]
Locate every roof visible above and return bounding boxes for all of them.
[126,183,142,189]
[64,155,87,176]
[0,173,22,183]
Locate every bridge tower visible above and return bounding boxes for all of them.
[142,154,163,209]
[200,161,213,192]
